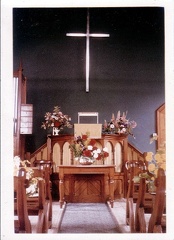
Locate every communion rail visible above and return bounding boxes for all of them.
[26,137,144,198]
[27,141,144,167]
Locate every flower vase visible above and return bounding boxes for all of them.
[53,127,61,136]
[79,156,95,165]
[54,121,61,128]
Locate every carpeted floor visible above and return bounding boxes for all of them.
[58,203,121,233]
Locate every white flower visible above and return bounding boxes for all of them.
[26,172,31,180]
[130,120,137,128]
[110,124,115,129]
[87,145,93,150]
[52,115,56,119]
[103,147,108,152]
[13,156,21,169]
[26,183,37,194]
[121,128,126,133]
[96,149,101,153]
[93,152,99,158]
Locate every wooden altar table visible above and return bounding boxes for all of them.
[58,165,115,208]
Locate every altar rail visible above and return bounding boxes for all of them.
[27,135,144,198]
[28,135,144,168]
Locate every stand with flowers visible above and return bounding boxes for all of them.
[69,134,109,165]
[103,111,137,138]
[144,142,166,192]
[13,156,33,179]
[13,156,38,196]
[132,139,166,193]
[41,106,72,135]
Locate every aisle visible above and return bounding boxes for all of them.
[58,203,121,233]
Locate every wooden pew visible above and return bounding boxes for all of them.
[32,160,53,226]
[15,167,50,233]
[133,168,166,233]
[125,160,153,232]
[33,159,52,171]
[27,177,49,233]
[26,167,52,231]
[134,177,147,233]
[148,168,166,233]
[14,175,32,233]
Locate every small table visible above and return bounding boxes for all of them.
[58,165,115,208]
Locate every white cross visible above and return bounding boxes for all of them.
[66,9,110,92]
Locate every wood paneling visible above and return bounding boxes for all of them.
[156,103,165,149]
[58,165,115,207]
[49,134,128,168]
[29,134,145,199]
[64,174,105,203]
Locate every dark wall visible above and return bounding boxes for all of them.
[13,8,165,154]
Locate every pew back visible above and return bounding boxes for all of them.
[14,175,32,233]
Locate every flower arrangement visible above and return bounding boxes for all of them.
[13,156,33,179]
[103,111,137,138]
[26,177,44,196]
[145,143,166,179]
[132,138,166,192]
[69,134,109,161]
[13,156,43,196]
[41,106,72,130]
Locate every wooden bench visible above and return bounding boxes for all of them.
[125,160,153,232]
[14,175,32,233]
[27,166,52,231]
[31,162,53,226]
[15,168,51,233]
[133,168,166,233]
[148,168,166,233]
[26,177,49,233]
[134,177,147,233]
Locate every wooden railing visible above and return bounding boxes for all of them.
[128,143,144,161]
[26,143,48,165]
[28,139,144,164]
[28,136,144,198]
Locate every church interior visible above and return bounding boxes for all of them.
[2,4,174,238]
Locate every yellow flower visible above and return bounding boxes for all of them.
[145,152,153,161]
[154,168,158,176]
[154,153,163,163]
[160,153,166,161]
[148,163,156,172]
[151,176,155,181]
[160,163,166,171]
